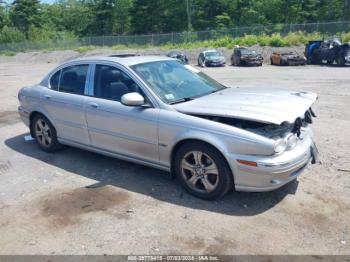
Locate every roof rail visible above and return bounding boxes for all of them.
[109,54,140,58]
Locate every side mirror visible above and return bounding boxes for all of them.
[121,92,145,106]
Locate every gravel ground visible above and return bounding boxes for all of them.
[0,52,349,255]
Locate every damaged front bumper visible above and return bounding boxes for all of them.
[226,129,318,192]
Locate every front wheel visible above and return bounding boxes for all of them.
[32,114,62,152]
[174,142,233,200]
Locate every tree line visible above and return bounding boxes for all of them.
[0,0,350,44]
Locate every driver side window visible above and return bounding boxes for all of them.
[93,65,142,102]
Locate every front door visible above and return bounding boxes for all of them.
[85,64,159,164]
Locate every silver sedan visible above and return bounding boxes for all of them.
[18,55,318,199]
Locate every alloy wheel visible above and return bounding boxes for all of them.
[180,151,219,193]
[35,118,52,147]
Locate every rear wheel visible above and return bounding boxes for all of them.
[31,114,62,152]
[174,142,233,200]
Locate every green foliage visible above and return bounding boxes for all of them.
[10,0,42,37]
[341,32,350,42]
[27,26,75,41]
[268,33,289,47]
[0,25,25,43]
[0,0,350,52]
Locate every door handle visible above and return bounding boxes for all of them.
[44,94,51,100]
[88,102,99,109]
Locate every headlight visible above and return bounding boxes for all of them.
[286,134,298,149]
[274,138,287,153]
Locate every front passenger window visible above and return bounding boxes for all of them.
[59,64,89,95]
[94,65,142,102]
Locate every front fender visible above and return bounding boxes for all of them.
[157,110,275,168]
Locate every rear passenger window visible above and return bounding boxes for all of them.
[50,70,60,91]
[59,64,89,95]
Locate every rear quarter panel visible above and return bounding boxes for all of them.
[19,85,56,128]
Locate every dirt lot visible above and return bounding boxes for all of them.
[0,53,349,255]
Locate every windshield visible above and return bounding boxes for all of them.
[204,51,222,57]
[131,60,226,104]
[240,49,256,55]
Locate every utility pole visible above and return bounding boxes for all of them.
[186,0,192,31]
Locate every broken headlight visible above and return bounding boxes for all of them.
[274,138,287,153]
[286,134,298,149]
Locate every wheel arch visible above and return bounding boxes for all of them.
[170,138,234,182]
[29,110,56,137]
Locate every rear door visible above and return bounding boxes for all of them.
[42,63,91,145]
[84,63,159,164]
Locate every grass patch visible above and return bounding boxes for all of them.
[74,45,99,53]
[0,51,16,56]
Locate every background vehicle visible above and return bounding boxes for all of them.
[231,47,263,66]
[270,51,306,66]
[198,50,226,67]
[18,56,317,200]
[166,50,189,64]
[305,38,350,66]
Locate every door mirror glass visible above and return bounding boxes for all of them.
[121,92,145,106]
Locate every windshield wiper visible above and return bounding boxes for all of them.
[169,97,194,105]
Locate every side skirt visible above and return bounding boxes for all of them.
[58,137,171,172]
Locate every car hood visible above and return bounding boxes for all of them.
[242,54,261,58]
[207,56,225,61]
[172,87,317,125]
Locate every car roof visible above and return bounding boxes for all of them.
[65,55,175,67]
[203,49,218,53]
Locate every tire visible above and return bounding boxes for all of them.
[31,114,62,152]
[337,56,345,66]
[174,142,233,200]
[270,58,274,65]
[312,55,322,65]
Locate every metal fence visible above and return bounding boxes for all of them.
[1,21,350,53]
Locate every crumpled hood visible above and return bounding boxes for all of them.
[173,87,318,125]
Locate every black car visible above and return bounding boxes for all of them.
[166,50,189,64]
[231,47,263,66]
[305,38,350,66]
[198,50,226,67]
